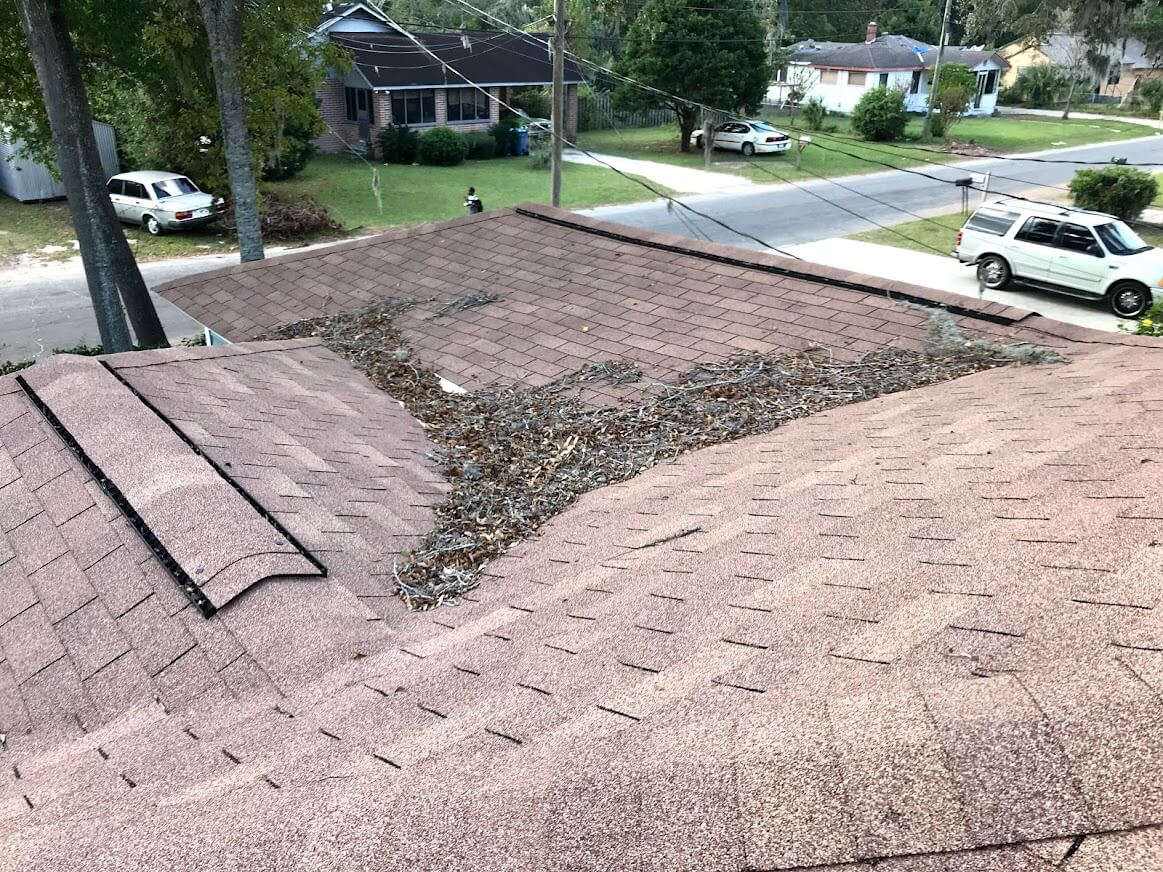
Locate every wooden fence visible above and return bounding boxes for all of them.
[578,91,673,131]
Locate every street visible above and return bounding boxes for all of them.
[585,134,1163,248]
[1,133,1159,360]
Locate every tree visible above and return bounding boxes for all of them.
[1131,4,1163,67]
[614,0,771,152]
[0,0,330,206]
[932,62,976,136]
[961,0,1158,48]
[198,0,263,263]
[13,0,167,352]
[881,0,941,44]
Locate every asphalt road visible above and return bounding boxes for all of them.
[584,134,1163,252]
[1,132,1159,361]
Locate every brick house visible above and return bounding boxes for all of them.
[313,3,582,156]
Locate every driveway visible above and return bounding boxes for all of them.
[562,149,755,195]
[786,238,1127,333]
[0,238,355,363]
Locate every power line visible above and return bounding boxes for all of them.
[386,17,804,260]
[414,0,1162,231]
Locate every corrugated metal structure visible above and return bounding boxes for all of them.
[0,121,119,202]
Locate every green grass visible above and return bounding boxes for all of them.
[0,152,660,265]
[0,192,238,264]
[848,210,1163,255]
[576,114,1156,186]
[266,153,664,232]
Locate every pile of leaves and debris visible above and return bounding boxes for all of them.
[262,303,1063,609]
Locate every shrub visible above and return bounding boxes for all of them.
[417,126,470,166]
[929,112,945,138]
[1068,166,1159,221]
[489,115,520,156]
[801,97,827,130]
[1010,64,1067,107]
[1124,298,1163,334]
[528,140,551,169]
[1137,79,1163,115]
[377,124,419,164]
[509,87,551,120]
[466,133,497,160]
[851,86,907,141]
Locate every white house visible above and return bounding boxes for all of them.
[769,23,1009,116]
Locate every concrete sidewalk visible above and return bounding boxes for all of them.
[563,149,755,195]
[997,106,1163,130]
[786,238,1128,333]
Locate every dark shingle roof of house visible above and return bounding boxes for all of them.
[333,29,583,89]
[5,330,1163,868]
[791,34,1008,70]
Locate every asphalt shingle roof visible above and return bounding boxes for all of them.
[4,337,1163,869]
[791,34,1007,71]
[334,29,583,89]
[4,209,1163,869]
[152,204,1143,406]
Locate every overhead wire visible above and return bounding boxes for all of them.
[385,17,804,259]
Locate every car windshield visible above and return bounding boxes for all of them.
[1095,221,1152,255]
[751,121,777,131]
[151,177,199,200]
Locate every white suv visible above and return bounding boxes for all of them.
[954,198,1163,318]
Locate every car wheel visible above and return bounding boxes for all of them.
[1108,281,1150,318]
[976,254,1010,290]
[741,141,755,156]
[144,214,164,236]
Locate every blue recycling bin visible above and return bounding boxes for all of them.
[514,127,529,156]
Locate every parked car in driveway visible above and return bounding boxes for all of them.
[513,109,551,140]
[106,171,223,236]
[954,198,1163,318]
[690,120,791,156]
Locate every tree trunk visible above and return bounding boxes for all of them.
[1062,75,1078,120]
[677,108,697,153]
[15,0,166,353]
[198,0,264,262]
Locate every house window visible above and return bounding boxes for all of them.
[774,66,788,83]
[391,89,437,125]
[848,71,867,86]
[879,72,889,87]
[910,70,922,93]
[820,68,839,85]
[1108,67,1122,85]
[345,87,374,123]
[446,87,491,122]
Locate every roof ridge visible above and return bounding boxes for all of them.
[153,209,516,294]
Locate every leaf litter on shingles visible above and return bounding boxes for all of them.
[260,301,1065,610]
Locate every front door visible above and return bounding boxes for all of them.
[1010,216,1060,281]
[1048,223,1110,294]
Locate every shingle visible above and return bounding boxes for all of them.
[0,602,65,684]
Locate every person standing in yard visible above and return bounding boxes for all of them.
[465,187,483,214]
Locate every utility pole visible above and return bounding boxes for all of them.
[550,0,566,207]
[922,0,954,139]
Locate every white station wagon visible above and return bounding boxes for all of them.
[955,198,1163,318]
[106,171,223,236]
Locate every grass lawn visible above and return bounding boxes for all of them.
[849,211,1163,255]
[266,153,663,232]
[576,113,1155,186]
[0,192,238,264]
[0,152,659,265]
